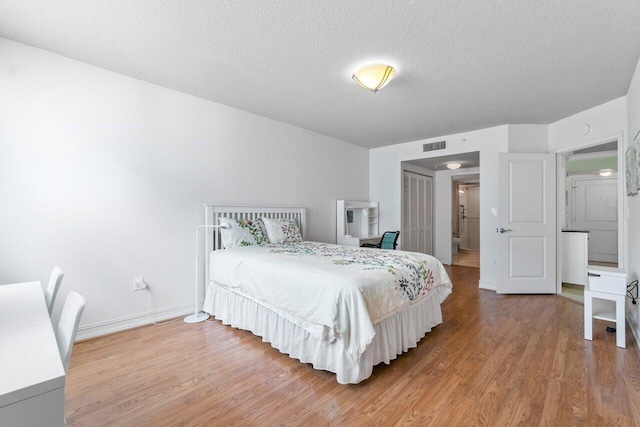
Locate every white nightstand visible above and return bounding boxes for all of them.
[583,267,628,349]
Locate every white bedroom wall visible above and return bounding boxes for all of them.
[626,56,640,349]
[508,124,548,153]
[548,96,627,152]
[0,38,369,338]
[370,125,508,290]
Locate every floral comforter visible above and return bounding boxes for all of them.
[210,241,452,362]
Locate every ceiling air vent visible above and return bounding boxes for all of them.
[423,140,447,152]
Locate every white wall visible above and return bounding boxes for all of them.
[508,124,548,153]
[370,125,508,289]
[626,56,640,349]
[548,97,627,152]
[0,38,369,338]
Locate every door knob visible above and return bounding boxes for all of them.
[496,228,512,233]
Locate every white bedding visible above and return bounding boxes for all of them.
[209,241,452,362]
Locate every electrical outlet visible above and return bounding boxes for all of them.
[492,258,497,266]
[133,276,147,291]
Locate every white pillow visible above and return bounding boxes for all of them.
[261,218,303,244]
[219,217,269,248]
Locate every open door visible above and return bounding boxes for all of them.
[497,153,556,294]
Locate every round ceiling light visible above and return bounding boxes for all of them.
[352,64,396,93]
[447,162,461,170]
[599,169,613,176]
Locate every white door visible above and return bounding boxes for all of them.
[402,171,433,254]
[571,177,618,263]
[497,153,556,294]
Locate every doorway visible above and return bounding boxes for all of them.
[556,138,622,302]
[452,177,480,268]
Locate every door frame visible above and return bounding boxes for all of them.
[551,132,626,295]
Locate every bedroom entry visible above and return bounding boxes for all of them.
[561,140,620,266]
[555,138,623,301]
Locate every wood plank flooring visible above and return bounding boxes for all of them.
[452,249,480,268]
[65,266,640,426]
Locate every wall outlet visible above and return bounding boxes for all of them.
[133,276,147,291]
[492,258,497,266]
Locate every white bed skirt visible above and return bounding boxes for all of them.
[203,283,445,384]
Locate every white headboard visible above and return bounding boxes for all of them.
[203,205,307,251]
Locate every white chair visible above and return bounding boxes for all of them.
[56,291,86,372]
[45,266,65,315]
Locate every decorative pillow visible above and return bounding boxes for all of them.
[261,217,303,244]
[219,217,269,248]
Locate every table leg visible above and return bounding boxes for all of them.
[584,291,593,341]
[616,295,625,348]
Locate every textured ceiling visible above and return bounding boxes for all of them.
[1,1,639,148]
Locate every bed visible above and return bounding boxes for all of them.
[202,205,452,384]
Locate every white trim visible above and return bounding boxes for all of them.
[75,301,199,341]
[478,280,496,291]
[628,308,640,352]
[550,134,621,155]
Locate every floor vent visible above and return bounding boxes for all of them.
[423,140,447,152]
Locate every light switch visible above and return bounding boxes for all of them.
[491,208,497,217]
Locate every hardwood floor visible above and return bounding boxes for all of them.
[452,249,480,268]
[66,266,640,426]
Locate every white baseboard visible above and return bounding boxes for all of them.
[478,280,496,291]
[75,300,203,341]
[627,307,640,353]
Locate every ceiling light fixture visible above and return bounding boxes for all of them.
[447,162,461,170]
[599,169,613,177]
[352,64,396,93]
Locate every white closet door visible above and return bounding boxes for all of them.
[418,177,426,253]
[409,174,419,251]
[403,173,412,250]
[402,171,433,255]
[423,175,433,255]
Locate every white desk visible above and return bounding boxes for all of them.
[0,282,66,427]
[340,235,382,248]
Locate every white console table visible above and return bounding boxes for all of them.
[0,281,66,426]
[583,267,628,349]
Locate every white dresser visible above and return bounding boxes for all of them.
[0,282,66,427]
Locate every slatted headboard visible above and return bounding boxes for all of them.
[203,205,307,251]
